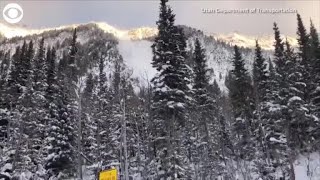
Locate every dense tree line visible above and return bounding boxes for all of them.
[0,0,320,179]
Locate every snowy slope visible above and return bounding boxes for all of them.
[213,32,298,50]
[0,22,277,92]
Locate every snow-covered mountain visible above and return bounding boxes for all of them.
[0,21,157,41]
[0,21,297,49]
[213,32,298,50]
[0,21,286,91]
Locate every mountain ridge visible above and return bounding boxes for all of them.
[0,21,276,92]
[0,21,297,50]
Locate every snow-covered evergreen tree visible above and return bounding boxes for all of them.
[270,23,295,179]
[295,16,317,150]
[309,20,320,150]
[191,38,220,179]
[28,38,48,175]
[150,0,192,178]
[229,45,254,161]
[252,40,275,179]
[45,29,79,178]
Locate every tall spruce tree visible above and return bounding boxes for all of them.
[0,51,10,89]
[46,29,79,178]
[253,40,268,104]
[150,0,191,178]
[296,14,310,62]
[295,14,318,152]
[252,40,275,179]
[284,40,312,152]
[96,49,119,170]
[229,45,254,162]
[13,41,34,174]
[45,47,74,177]
[0,51,10,145]
[191,38,219,178]
[309,20,320,149]
[309,20,320,61]
[271,23,294,179]
[29,38,48,171]
[81,72,97,163]
[0,45,25,178]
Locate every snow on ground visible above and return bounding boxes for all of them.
[236,153,320,180]
[3,153,319,180]
[78,153,320,180]
[295,152,320,180]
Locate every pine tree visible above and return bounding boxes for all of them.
[251,40,275,179]
[46,29,79,177]
[309,20,320,61]
[252,41,268,147]
[27,38,48,173]
[309,20,320,149]
[296,14,310,62]
[45,47,54,104]
[0,47,19,178]
[191,38,219,178]
[7,44,24,106]
[216,113,234,179]
[270,23,294,179]
[229,45,254,163]
[123,79,150,179]
[45,46,70,178]
[0,50,10,89]
[259,57,285,179]
[137,78,154,179]
[150,0,191,178]
[81,72,97,162]
[8,40,35,176]
[253,40,268,104]
[284,40,312,152]
[273,23,285,74]
[63,29,79,177]
[0,51,10,144]
[0,45,25,178]
[118,71,137,180]
[68,29,78,82]
[295,14,317,153]
[46,47,67,176]
[96,50,119,171]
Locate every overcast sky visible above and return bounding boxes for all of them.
[1,0,319,36]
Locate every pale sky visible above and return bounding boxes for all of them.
[0,0,319,36]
